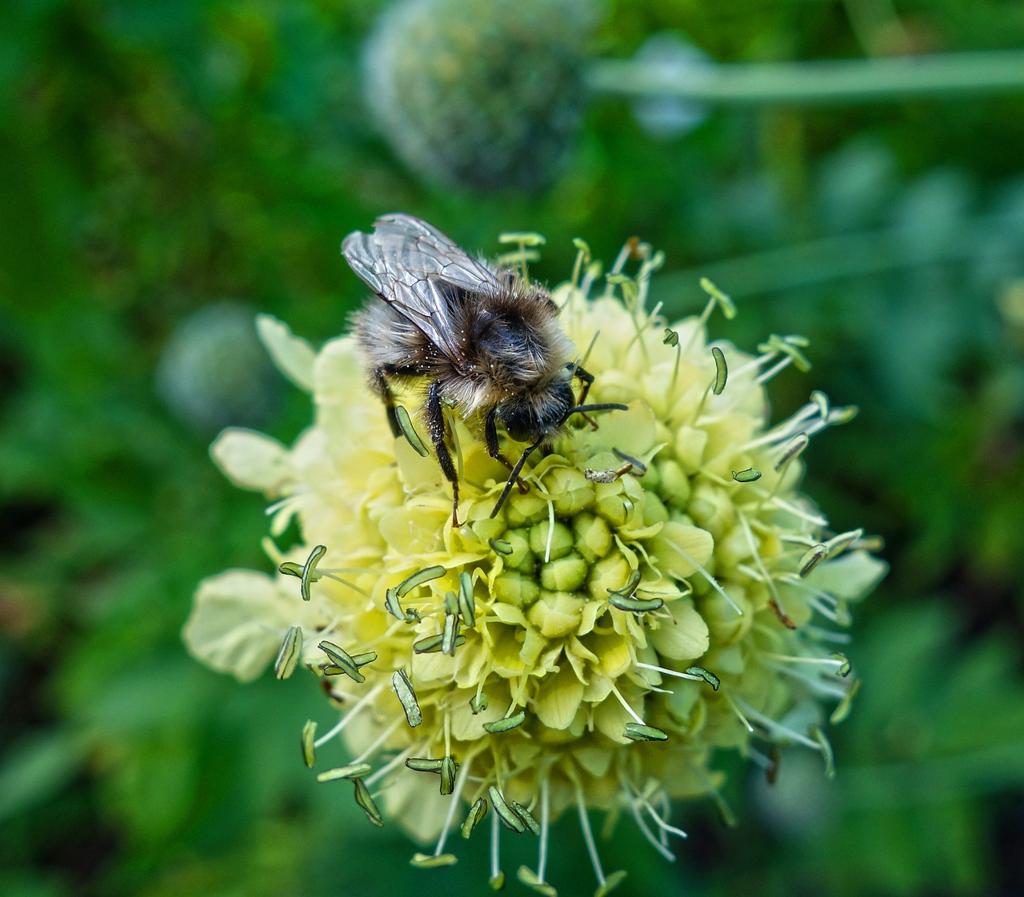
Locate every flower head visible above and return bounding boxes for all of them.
[363,0,596,191]
[184,239,884,893]
[157,302,280,432]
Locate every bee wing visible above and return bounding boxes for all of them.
[342,214,503,367]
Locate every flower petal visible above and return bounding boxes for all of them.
[807,550,887,599]
[210,428,291,494]
[256,314,316,391]
[183,570,298,682]
[650,521,714,578]
[650,600,710,661]
[535,665,584,730]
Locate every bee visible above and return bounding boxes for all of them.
[342,213,624,527]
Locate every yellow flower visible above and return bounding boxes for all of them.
[184,244,884,894]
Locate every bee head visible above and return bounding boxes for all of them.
[498,379,575,443]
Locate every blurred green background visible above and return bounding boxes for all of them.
[2,1,1023,895]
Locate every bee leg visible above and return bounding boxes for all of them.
[426,380,461,527]
[485,408,529,493]
[491,439,543,519]
[370,367,401,437]
[567,363,599,429]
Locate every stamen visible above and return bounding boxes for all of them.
[300,545,326,601]
[734,698,821,750]
[755,355,793,385]
[489,797,504,889]
[274,626,303,679]
[410,853,457,868]
[580,329,601,369]
[301,720,317,768]
[484,710,526,734]
[737,512,790,630]
[352,777,384,827]
[659,539,742,615]
[517,866,557,896]
[608,569,641,599]
[434,756,472,857]
[810,725,835,778]
[319,640,364,683]
[825,528,864,556]
[278,545,327,601]
[538,777,551,881]
[768,662,847,699]
[576,785,606,889]
[774,432,809,472]
[414,633,466,654]
[624,722,669,742]
[768,495,828,527]
[444,590,458,616]
[364,743,418,787]
[545,497,556,563]
[723,692,754,734]
[628,791,675,861]
[442,611,460,656]
[610,593,664,613]
[580,260,602,298]
[385,586,418,623]
[510,800,540,835]
[440,755,458,795]
[458,571,476,626]
[570,237,592,290]
[608,681,645,726]
[351,715,406,765]
[461,796,488,839]
[700,277,737,319]
[711,346,728,395]
[489,538,513,556]
[317,762,372,782]
[830,679,861,724]
[686,665,721,689]
[635,662,720,690]
[732,467,762,483]
[806,624,852,644]
[758,333,811,372]
[642,801,688,842]
[395,405,429,457]
[799,543,829,576]
[397,565,446,597]
[314,682,386,748]
[351,651,377,668]
[392,669,422,727]
[767,652,850,674]
[470,693,488,714]
[489,785,526,833]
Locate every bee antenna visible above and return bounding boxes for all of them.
[490,440,543,519]
[565,402,629,419]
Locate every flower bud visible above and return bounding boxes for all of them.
[540,551,588,592]
[546,466,594,516]
[492,570,540,606]
[529,519,574,560]
[572,512,613,562]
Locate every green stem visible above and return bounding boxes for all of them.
[655,212,1020,304]
[587,50,1024,105]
